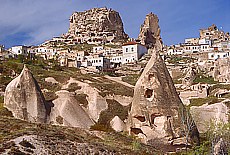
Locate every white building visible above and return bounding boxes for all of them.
[183,44,200,53]
[167,48,183,55]
[11,45,28,55]
[110,55,123,64]
[200,44,210,52]
[122,42,147,64]
[199,38,212,46]
[86,55,110,70]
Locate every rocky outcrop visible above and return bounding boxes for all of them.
[138,12,162,49]
[62,78,108,122]
[212,57,230,83]
[49,90,94,129]
[182,67,196,87]
[126,40,199,145]
[110,116,125,132]
[190,102,229,133]
[4,65,47,123]
[65,7,128,44]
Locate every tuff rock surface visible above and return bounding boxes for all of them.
[49,90,94,129]
[110,116,125,132]
[126,36,199,145]
[182,67,196,87]
[65,7,128,43]
[190,102,229,133]
[138,12,162,49]
[4,65,47,123]
[212,57,230,83]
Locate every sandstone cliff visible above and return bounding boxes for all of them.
[138,12,162,49]
[65,7,128,43]
[4,65,47,123]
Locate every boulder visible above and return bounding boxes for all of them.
[45,77,59,84]
[49,90,94,129]
[110,116,125,132]
[190,102,229,133]
[4,65,47,123]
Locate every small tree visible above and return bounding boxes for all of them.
[207,121,229,154]
[180,105,200,150]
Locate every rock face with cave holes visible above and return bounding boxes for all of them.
[4,65,47,123]
[65,7,128,44]
[126,40,199,146]
[138,12,162,49]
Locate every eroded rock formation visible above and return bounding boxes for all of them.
[126,41,199,145]
[65,7,128,44]
[212,57,230,83]
[49,90,94,129]
[138,12,162,49]
[182,67,196,87]
[4,65,47,123]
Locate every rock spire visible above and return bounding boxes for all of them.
[4,65,47,123]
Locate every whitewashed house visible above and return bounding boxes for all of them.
[122,42,147,64]
[11,45,28,56]
[87,55,110,70]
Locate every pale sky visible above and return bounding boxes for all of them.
[0,0,229,48]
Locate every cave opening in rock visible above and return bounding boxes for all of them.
[144,89,153,98]
[130,128,144,135]
[148,74,154,81]
[134,115,146,122]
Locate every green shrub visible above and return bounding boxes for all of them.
[75,94,88,108]
[122,74,139,86]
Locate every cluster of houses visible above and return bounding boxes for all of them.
[0,41,148,72]
[165,24,230,61]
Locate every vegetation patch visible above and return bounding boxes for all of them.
[90,77,134,97]
[193,74,218,84]
[75,94,88,108]
[122,74,140,86]
[93,99,130,131]
[66,83,81,92]
[56,116,64,125]
[189,96,223,108]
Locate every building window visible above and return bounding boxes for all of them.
[131,47,134,52]
[126,48,128,52]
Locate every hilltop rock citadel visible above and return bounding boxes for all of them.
[64,7,128,44]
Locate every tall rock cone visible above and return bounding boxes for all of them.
[4,65,47,123]
[138,12,162,49]
[126,40,199,147]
